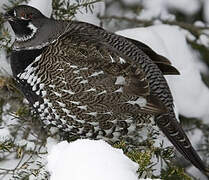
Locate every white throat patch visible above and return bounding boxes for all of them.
[16,22,38,42]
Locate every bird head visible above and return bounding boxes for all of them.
[4,5,46,42]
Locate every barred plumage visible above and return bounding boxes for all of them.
[4,5,209,176]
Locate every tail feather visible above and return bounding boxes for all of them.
[155,114,208,175]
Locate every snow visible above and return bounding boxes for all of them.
[47,139,139,180]
[0,49,12,76]
[0,0,10,12]
[203,0,209,23]
[139,0,201,20]
[124,0,209,24]
[28,0,52,18]
[165,0,200,15]
[71,0,105,26]
[198,34,209,47]
[0,127,11,142]
[139,0,169,20]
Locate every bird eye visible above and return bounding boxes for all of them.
[20,12,26,18]
[20,12,32,19]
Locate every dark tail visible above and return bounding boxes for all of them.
[155,114,209,177]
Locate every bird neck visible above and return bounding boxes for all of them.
[17,22,37,42]
[9,19,37,42]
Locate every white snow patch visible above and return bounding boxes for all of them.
[197,34,209,47]
[46,137,59,153]
[47,139,139,180]
[0,50,12,76]
[0,127,12,142]
[140,0,200,20]
[166,0,200,15]
[203,0,209,23]
[0,0,10,12]
[70,0,105,26]
[28,0,52,18]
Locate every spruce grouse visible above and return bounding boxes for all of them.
[3,5,209,175]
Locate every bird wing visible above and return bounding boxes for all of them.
[37,27,167,116]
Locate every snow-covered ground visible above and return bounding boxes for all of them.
[1,0,209,179]
[47,139,139,180]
